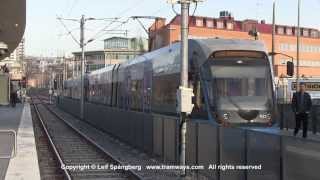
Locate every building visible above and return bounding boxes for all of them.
[25,56,66,88]
[72,50,105,75]
[0,38,25,80]
[104,37,148,65]
[149,11,320,78]
[71,37,148,76]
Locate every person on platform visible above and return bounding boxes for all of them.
[292,82,313,138]
[10,83,17,107]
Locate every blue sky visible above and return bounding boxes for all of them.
[25,0,320,56]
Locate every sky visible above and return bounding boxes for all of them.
[25,0,320,57]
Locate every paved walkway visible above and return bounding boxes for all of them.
[0,104,23,180]
[250,126,320,141]
[0,103,40,180]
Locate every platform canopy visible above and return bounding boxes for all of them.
[0,0,26,60]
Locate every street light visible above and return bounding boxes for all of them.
[269,52,294,77]
[296,0,301,92]
[272,0,276,67]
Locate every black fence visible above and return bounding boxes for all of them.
[278,104,320,133]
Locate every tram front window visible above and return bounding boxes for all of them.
[202,51,275,125]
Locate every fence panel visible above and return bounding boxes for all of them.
[219,127,246,180]
[186,121,197,166]
[152,115,163,158]
[282,136,320,180]
[197,122,218,179]
[246,131,281,180]
[143,115,153,154]
[163,116,179,163]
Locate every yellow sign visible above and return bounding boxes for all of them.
[292,82,320,91]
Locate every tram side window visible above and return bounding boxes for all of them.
[152,74,179,115]
[130,79,143,111]
[104,82,108,105]
[98,84,103,103]
[106,81,112,105]
[117,80,124,109]
[190,80,209,120]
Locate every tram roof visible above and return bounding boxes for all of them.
[189,38,268,66]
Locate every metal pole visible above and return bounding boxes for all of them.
[80,15,85,120]
[180,1,189,177]
[272,0,276,67]
[296,0,301,91]
[180,2,189,89]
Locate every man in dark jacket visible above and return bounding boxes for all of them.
[292,83,312,138]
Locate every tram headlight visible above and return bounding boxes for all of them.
[259,112,271,120]
[223,112,230,120]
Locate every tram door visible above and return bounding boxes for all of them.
[143,62,152,113]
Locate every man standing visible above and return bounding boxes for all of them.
[292,83,312,138]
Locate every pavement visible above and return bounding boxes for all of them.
[0,103,40,180]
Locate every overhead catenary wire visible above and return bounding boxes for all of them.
[88,18,126,42]
[87,0,146,41]
[57,16,80,45]
[58,27,80,37]
[67,0,79,17]
[171,3,198,28]
[58,0,150,48]
[94,18,131,41]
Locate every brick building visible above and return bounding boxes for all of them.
[149,11,320,78]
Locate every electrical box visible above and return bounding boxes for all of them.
[176,86,194,114]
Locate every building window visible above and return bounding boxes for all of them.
[226,22,233,30]
[286,28,292,35]
[311,30,318,38]
[206,20,214,28]
[303,29,309,37]
[277,27,284,35]
[217,21,224,29]
[280,43,320,53]
[196,18,203,27]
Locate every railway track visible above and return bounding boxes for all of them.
[31,96,142,180]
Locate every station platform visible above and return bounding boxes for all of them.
[0,103,40,180]
[250,127,320,141]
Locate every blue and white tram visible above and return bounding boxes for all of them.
[64,38,283,126]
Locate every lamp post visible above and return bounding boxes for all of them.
[272,0,276,67]
[296,0,301,91]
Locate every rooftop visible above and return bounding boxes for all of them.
[152,11,320,39]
